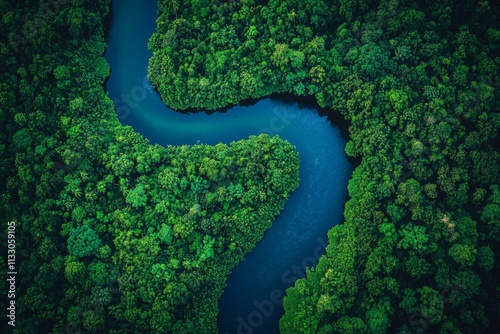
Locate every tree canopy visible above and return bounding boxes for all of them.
[1,0,499,333]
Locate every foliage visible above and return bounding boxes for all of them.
[67,225,101,258]
[2,0,499,332]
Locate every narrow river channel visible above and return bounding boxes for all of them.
[104,0,353,333]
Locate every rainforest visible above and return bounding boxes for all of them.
[1,0,499,333]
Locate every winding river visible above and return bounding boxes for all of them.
[104,0,353,333]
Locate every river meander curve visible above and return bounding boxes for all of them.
[104,1,353,333]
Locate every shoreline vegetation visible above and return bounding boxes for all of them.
[149,0,500,333]
[0,0,299,333]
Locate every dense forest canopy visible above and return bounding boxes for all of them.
[0,0,300,333]
[0,0,499,333]
[148,0,500,333]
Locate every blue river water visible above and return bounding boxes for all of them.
[104,1,353,333]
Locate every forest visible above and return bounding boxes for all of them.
[0,0,499,333]
[0,0,300,333]
[149,0,500,333]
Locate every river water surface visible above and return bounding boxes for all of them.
[104,1,353,333]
